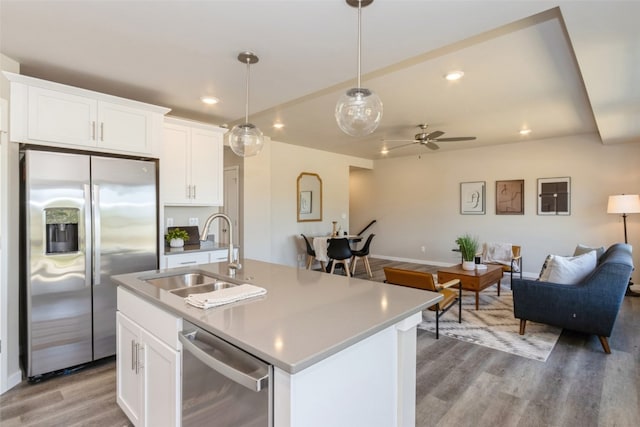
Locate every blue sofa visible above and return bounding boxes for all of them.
[512,243,634,353]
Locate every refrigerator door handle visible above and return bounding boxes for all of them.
[93,184,101,285]
[84,184,93,287]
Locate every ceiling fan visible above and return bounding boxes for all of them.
[383,124,476,152]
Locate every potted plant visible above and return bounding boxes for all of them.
[166,228,189,248]
[455,233,479,270]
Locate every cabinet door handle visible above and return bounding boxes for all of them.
[131,339,136,371]
[137,344,144,373]
[91,121,96,140]
[186,185,191,199]
[179,261,197,265]
[193,185,196,199]
[134,342,140,374]
[100,122,104,141]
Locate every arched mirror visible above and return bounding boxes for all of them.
[297,172,322,222]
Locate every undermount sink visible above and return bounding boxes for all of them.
[144,273,218,290]
[169,281,236,298]
[141,271,238,298]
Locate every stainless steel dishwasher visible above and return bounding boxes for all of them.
[179,321,273,427]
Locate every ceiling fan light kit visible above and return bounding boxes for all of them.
[226,51,265,157]
[335,0,383,137]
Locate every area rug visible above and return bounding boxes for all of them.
[418,285,561,362]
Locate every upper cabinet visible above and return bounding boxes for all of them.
[162,117,225,206]
[4,72,170,157]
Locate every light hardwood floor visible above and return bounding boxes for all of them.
[2,258,639,426]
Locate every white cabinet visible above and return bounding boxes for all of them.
[162,118,224,206]
[117,288,182,427]
[4,72,169,156]
[163,251,210,269]
[209,249,230,263]
[160,248,231,269]
[116,312,143,425]
[27,87,96,146]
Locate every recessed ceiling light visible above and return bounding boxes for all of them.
[381,148,389,155]
[519,129,532,135]
[273,122,285,129]
[200,96,219,105]
[444,70,464,81]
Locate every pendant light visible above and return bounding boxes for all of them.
[335,0,383,137]
[226,51,264,157]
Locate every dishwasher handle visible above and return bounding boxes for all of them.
[179,329,269,392]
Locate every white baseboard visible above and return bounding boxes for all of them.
[1,369,22,395]
[369,253,454,268]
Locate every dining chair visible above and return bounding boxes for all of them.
[301,234,325,271]
[327,238,353,276]
[351,234,375,277]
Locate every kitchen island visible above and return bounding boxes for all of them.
[113,259,442,427]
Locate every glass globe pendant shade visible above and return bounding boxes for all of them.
[226,123,264,157]
[335,87,383,137]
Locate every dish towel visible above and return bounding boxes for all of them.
[185,284,267,309]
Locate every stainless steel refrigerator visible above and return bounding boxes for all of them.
[21,149,157,379]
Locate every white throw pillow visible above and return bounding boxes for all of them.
[538,250,597,284]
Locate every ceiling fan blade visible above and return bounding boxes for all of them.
[432,136,477,142]
[382,139,417,143]
[385,142,418,152]
[425,130,444,139]
[425,141,440,150]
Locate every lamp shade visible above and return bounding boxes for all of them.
[607,194,640,214]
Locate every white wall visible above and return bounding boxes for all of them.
[350,133,640,281]
[243,140,372,267]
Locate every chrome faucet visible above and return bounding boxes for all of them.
[200,213,240,271]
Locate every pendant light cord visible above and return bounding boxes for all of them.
[357,0,362,89]
[244,59,251,124]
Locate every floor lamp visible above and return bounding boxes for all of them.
[607,194,640,296]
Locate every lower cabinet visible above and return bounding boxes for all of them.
[163,251,210,269]
[117,288,182,427]
[160,248,232,269]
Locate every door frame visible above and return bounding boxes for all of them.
[220,166,240,247]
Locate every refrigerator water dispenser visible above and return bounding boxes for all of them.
[45,208,79,254]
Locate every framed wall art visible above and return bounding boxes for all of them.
[460,181,486,215]
[537,177,571,215]
[496,179,524,215]
[299,190,312,214]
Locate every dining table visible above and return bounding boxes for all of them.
[312,235,363,263]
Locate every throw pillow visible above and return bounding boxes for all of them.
[538,250,597,284]
[573,244,605,260]
[538,254,553,280]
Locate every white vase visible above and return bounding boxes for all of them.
[169,238,184,248]
[462,260,475,271]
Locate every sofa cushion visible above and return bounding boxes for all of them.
[573,244,605,260]
[538,250,597,284]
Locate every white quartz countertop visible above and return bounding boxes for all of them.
[112,259,442,374]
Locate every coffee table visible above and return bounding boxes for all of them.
[437,264,503,310]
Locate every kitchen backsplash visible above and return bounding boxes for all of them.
[164,206,222,233]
